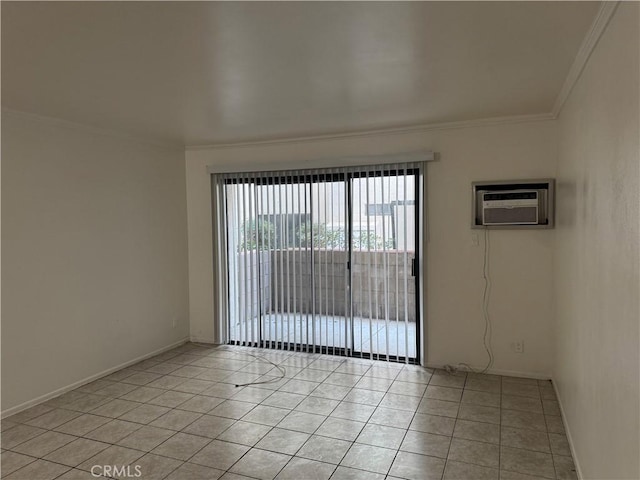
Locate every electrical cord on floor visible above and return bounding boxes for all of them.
[233,352,287,387]
[234,353,352,387]
[444,227,494,375]
[191,343,287,387]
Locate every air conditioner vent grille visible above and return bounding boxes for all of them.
[483,206,538,225]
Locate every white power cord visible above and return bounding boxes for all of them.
[444,227,494,375]
[480,227,494,372]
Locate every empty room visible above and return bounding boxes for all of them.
[1,2,638,480]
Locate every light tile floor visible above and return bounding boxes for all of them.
[2,343,577,480]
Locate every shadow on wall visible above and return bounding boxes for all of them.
[556,180,577,228]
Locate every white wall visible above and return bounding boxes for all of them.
[554,4,640,479]
[1,112,190,413]
[186,119,557,377]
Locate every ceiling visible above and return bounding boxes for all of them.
[2,2,600,146]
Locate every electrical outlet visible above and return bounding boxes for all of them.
[512,340,524,353]
[471,233,480,246]
[172,318,177,328]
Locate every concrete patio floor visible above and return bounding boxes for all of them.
[229,313,417,360]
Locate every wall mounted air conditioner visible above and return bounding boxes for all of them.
[472,179,554,229]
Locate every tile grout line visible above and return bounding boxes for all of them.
[441,371,466,479]
[498,376,503,476]
[388,366,437,479]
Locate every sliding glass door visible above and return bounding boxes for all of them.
[222,165,420,363]
[350,170,418,361]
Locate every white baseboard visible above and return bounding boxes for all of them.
[552,379,583,480]
[1,337,189,419]
[425,362,551,380]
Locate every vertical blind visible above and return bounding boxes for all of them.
[212,162,422,363]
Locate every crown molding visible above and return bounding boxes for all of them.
[551,1,619,118]
[186,112,554,151]
[1,108,184,152]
